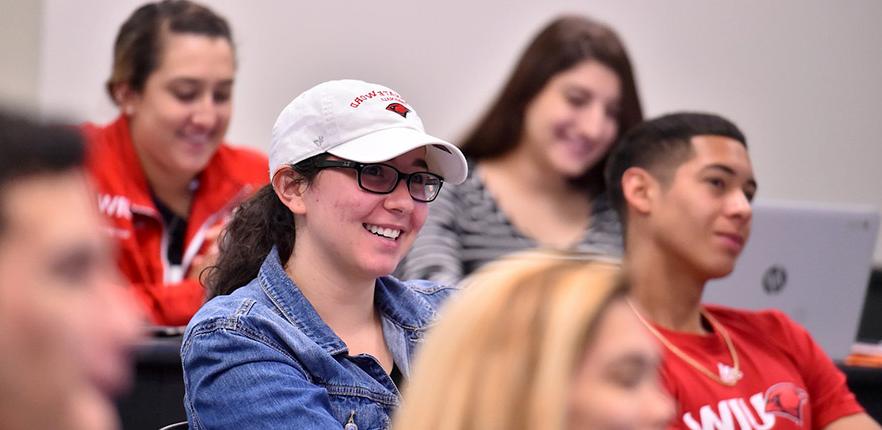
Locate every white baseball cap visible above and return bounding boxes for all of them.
[269,79,468,184]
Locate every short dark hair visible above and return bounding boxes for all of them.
[459,15,643,196]
[604,112,747,221]
[106,0,234,103]
[0,111,85,233]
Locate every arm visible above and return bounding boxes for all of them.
[397,184,464,285]
[823,413,881,430]
[182,325,342,430]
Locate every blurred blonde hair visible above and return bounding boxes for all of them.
[393,250,625,430]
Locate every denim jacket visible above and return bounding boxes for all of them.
[181,248,455,429]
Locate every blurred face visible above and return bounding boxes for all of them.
[296,149,430,280]
[567,300,674,430]
[123,32,235,180]
[522,60,622,178]
[0,171,141,430]
[649,136,757,280]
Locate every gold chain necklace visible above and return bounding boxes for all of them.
[628,300,742,386]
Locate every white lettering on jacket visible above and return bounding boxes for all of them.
[98,194,132,220]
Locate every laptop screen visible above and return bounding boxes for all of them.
[702,200,880,360]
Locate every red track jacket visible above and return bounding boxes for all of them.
[82,116,268,325]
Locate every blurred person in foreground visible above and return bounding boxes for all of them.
[0,112,141,430]
[605,112,880,429]
[393,250,673,430]
[82,0,267,326]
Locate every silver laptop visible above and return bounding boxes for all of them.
[703,199,880,360]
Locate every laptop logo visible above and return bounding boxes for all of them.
[762,265,787,294]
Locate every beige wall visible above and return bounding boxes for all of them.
[0,0,42,113]
[7,0,882,262]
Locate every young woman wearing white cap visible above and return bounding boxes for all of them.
[180,79,468,429]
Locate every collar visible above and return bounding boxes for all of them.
[256,247,437,355]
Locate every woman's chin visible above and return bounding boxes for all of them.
[549,155,602,179]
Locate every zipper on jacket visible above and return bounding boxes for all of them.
[344,410,358,430]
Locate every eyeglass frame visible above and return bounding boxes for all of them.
[312,159,445,202]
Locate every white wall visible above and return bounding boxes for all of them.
[30,0,882,263]
[0,0,42,113]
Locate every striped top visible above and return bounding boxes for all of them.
[396,164,624,285]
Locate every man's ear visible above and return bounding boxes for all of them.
[621,167,656,215]
[272,168,308,215]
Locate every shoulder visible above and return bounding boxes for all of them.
[705,304,794,326]
[211,144,269,184]
[704,304,807,340]
[79,121,102,141]
[183,281,294,359]
[80,118,112,140]
[400,277,458,299]
[81,117,124,159]
[383,276,457,303]
[375,276,457,327]
[79,117,150,199]
[80,115,128,147]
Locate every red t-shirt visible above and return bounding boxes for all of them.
[657,304,863,430]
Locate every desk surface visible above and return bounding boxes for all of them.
[134,335,183,365]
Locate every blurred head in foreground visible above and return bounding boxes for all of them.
[0,112,141,430]
[393,250,673,430]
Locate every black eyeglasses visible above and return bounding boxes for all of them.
[314,160,444,202]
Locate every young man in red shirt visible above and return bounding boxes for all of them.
[605,112,879,430]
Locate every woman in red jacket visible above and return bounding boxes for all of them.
[83,0,267,326]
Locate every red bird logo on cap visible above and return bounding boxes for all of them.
[764,382,808,425]
[386,103,410,118]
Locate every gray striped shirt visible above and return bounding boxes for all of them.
[396,166,623,285]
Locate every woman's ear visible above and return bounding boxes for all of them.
[272,168,308,215]
[112,83,139,116]
[621,167,655,215]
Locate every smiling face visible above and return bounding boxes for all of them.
[0,171,141,430]
[293,148,430,281]
[521,60,622,178]
[122,32,235,181]
[648,135,757,280]
[567,300,674,430]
